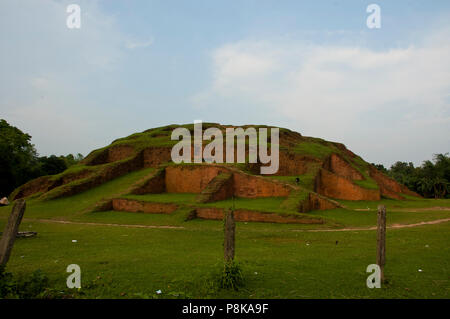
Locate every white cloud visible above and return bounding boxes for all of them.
[214,42,277,79]
[125,38,154,49]
[191,30,450,166]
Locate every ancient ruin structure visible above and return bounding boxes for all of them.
[10,124,420,223]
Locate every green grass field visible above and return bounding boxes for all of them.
[0,168,449,299]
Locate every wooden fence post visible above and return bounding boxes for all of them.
[0,199,26,267]
[376,205,386,282]
[224,209,235,262]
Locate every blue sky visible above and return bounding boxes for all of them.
[1,0,449,167]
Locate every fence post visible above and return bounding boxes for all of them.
[224,209,235,262]
[376,205,386,282]
[0,199,26,266]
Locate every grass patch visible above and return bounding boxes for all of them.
[0,217,448,298]
[267,173,316,190]
[280,189,310,212]
[353,179,379,190]
[309,207,450,228]
[123,193,197,205]
[203,197,287,214]
[337,198,450,210]
[292,140,338,159]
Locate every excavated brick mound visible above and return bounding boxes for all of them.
[10,123,420,217]
[118,164,340,221]
[315,169,380,201]
[163,165,293,198]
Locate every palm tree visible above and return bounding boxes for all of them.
[432,177,449,199]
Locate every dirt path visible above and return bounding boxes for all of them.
[24,217,450,232]
[293,218,450,232]
[25,218,185,230]
[354,207,450,212]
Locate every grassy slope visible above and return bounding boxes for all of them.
[1,168,154,220]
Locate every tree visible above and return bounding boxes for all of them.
[374,153,449,198]
[38,155,67,176]
[0,120,40,197]
[433,153,450,183]
[61,153,84,167]
[0,119,84,197]
[371,163,388,173]
[388,161,418,192]
[414,155,450,198]
[377,153,450,199]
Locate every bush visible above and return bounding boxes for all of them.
[0,266,14,297]
[0,266,49,299]
[217,261,244,291]
[14,269,49,299]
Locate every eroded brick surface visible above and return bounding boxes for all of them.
[112,198,177,214]
[315,169,380,200]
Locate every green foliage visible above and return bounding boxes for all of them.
[0,119,39,197]
[0,119,85,197]
[215,261,244,291]
[38,155,68,176]
[0,266,14,297]
[14,269,49,299]
[377,153,450,198]
[0,266,49,299]
[61,153,84,167]
[371,163,388,174]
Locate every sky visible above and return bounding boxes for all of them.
[0,0,449,167]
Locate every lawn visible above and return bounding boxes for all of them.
[1,218,448,299]
[0,168,449,299]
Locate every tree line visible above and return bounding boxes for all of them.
[0,119,83,197]
[373,153,450,199]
